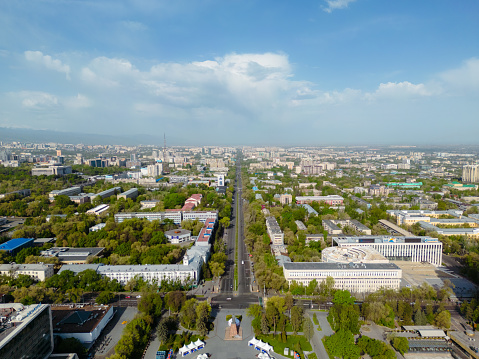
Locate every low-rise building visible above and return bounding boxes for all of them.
[295,195,344,206]
[51,305,114,344]
[0,263,54,281]
[86,204,109,216]
[283,262,402,293]
[49,187,82,201]
[165,229,191,244]
[140,199,160,209]
[266,216,284,245]
[117,188,138,200]
[334,235,443,267]
[0,237,34,256]
[40,247,105,264]
[89,223,106,232]
[98,264,199,286]
[32,165,72,176]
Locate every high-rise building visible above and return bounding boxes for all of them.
[463,164,479,183]
[0,303,54,359]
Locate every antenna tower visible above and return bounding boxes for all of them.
[163,133,169,174]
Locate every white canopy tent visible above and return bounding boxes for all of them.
[187,342,197,352]
[194,339,205,348]
[261,343,273,353]
[179,345,189,357]
[248,337,260,347]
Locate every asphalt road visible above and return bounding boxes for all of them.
[220,153,251,296]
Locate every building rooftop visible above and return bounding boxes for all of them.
[58,264,104,275]
[266,216,282,234]
[51,305,111,334]
[41,247,104,262]
[334,235,439,244]
[0,237,34,251]
[322,246,388,263]
[0,303,49,348]
[283,262,400,270]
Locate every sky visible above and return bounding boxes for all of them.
[1,0,479,146]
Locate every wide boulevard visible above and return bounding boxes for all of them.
[215,151,258,308]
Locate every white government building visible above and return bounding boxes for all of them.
[283,262,402,293]
[333,235,443,267]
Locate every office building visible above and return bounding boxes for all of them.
[280,193,292,205]
[282,262,402,293]
[117,188,138,200]
[49,187,82,201]
[147,163,163,177]
[91,187,122,200]
[86,204,110,216]
[114,211,183,225]
[89,223,106,232]
[51,305,114,344]
[98,264,199,286]
[165,229,192,244]
[0,303,54,359]
[323,220,372,235]
[463,164,479,183]
[32,165,72,176]
[334,235,443,267]
[0,189,31,200]
[0,263,54,281]
[295,195,344,206]
[140,200,160,209]
[266,216,284,245]
[40,247,105,264]
[0,237,34,256]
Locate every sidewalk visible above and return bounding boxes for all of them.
[305,310,333,359]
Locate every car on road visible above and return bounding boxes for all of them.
[136,295,141,298]
[226,298,232,301]
[125,296,131,298]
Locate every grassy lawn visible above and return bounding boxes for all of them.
[257,334,312,358]
[312,313,319,325]
[308,353,318,359]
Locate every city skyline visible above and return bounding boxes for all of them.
[1,0,479,145]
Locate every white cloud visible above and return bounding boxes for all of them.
[17,91,59,108]
[323,0,357,13]
[439,58,479,92]
[24,51,71,80]
[371,81,435,99]
[64,94,92,109]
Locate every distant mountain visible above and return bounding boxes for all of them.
[0,127,169,146]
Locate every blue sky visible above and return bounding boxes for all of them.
[1,0,479,145]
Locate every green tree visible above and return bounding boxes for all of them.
[325,329,360,359]
[290,306,304,334]
[261,314,269,334]
[434,310,451,329]
[391,336,409,355]
[96,291,114,305]
[303,316,314,341]
[157,319,169,344]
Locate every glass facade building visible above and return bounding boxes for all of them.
[0,304,53,359]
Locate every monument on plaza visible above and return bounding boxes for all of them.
[225,315,242,340]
